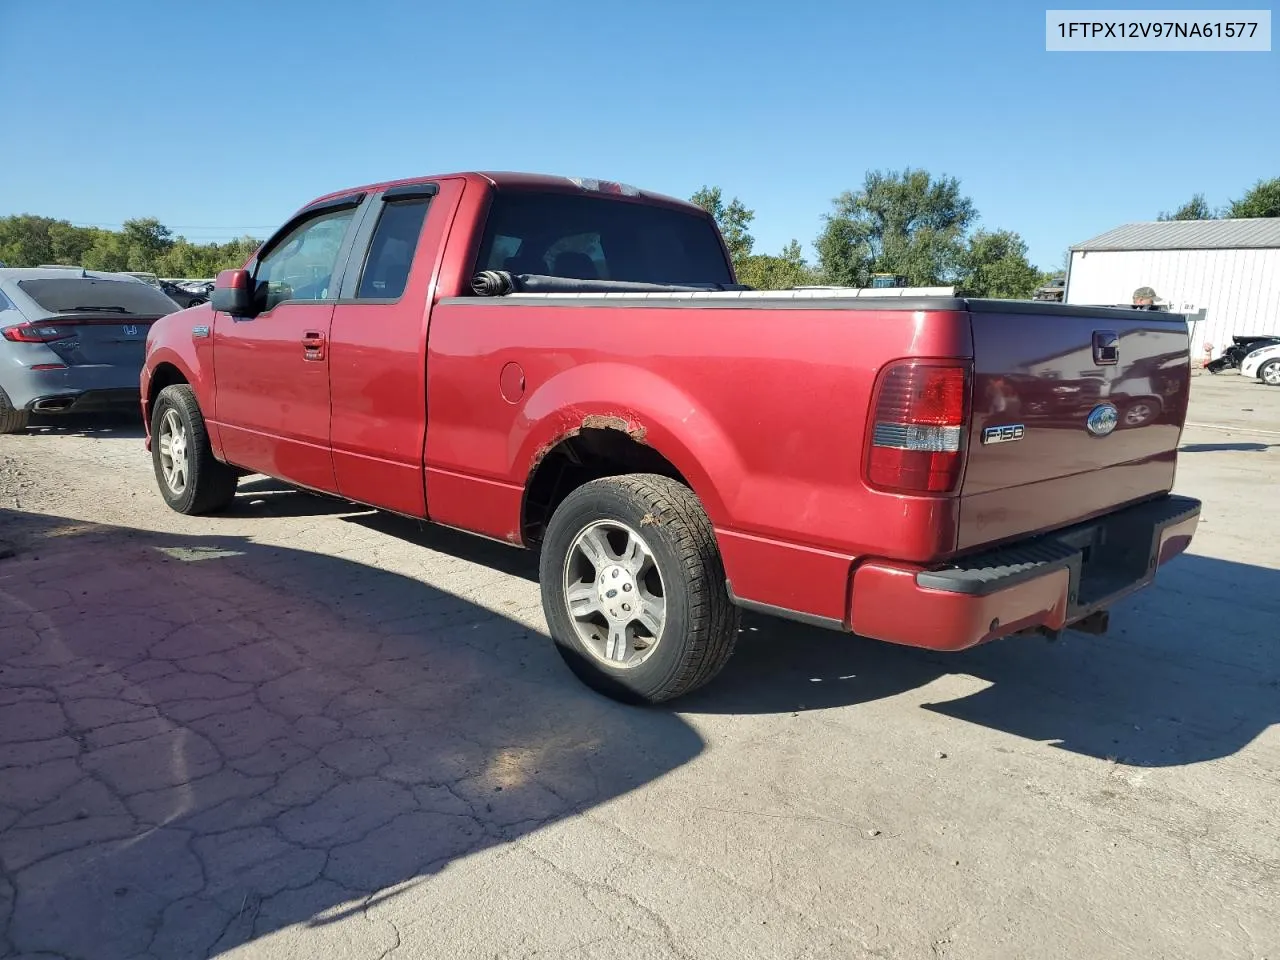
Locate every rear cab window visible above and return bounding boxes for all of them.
[15,278,180,317]
[354,197,432,300]
[474,190,732,286]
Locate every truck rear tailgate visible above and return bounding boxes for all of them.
[958,301,1190,552]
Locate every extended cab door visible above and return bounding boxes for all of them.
[328,180,457,516]
[212,194,365,491]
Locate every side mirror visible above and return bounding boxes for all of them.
[211,269,255,315]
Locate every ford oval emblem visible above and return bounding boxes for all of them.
[1086,402,1119,437]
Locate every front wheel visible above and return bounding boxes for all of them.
[1260,360,1280,387]
[539,474,740,704]
[151,384,239,514]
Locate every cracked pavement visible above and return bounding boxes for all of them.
[1,375,1278,959]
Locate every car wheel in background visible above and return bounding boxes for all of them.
[1122,399,1160,427]
[1260,360,1280,387]
[150,384,239,514]
[0,385,30,435]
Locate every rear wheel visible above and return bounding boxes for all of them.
[151,384,239,514]
[539,474,739,704]
[0,385,29,435]
[1260,360,1280,387]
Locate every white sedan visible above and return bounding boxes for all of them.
[1240,343,1280,386]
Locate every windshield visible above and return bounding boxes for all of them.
[474,190,732,286]
[16,277,181,316]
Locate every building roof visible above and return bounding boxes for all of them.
[1072,217,1280,252]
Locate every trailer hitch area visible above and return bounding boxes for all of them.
[1069,609,1111,636]
[1013,609,1110,643]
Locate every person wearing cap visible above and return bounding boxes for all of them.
[1132,286,1159,309]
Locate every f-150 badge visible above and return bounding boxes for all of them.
[981,423,1025,444]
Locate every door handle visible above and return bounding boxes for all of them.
[302,331,326,361]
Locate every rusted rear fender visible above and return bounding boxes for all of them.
[515,362,743,525]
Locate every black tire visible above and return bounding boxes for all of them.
[150,384,239,514]
[0,385,29,435]
[539,474,740,704]
[1259,359,1280,387]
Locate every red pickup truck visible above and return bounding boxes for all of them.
[141,172,1201,703]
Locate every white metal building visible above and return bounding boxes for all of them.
[1065,217,1280,362]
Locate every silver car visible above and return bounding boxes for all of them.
[0,267,180,433]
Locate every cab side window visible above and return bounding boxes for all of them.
[253,207,356,312]
[355,198,431,300]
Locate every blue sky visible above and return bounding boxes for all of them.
[1,0,1275,270]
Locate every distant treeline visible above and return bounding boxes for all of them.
[4,172,1275,293]
[694,171,1280,297]
[0,216,260,278]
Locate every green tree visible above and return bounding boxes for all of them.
[815,168,976,287]
[48,221,97,265]
[690,185,755,264]
[219,236,263,270]
[1035,267,1066,289]
[1157,193,1215,221]
[736,239,816,290]
[81,231,129,272]
[0,214,260,276]
[0,215,60,266]
[119,218,174,271]
[155,239,210,278]
[1226,177,1280,219]
[957,229,1041,299]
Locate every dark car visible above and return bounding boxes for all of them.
[158,279,210,309]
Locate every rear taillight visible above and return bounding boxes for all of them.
[867,360,970,494]
[1,322,67,343]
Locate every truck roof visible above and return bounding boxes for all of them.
[304,172,705,217]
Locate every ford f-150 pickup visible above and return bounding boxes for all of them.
[141,172,1202,703]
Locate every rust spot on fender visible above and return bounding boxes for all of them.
[580,414,648,444]
[530,435,570,471]
[529,414,650,471]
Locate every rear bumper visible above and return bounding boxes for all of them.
[849,494,1201,651]
[6,365,142,412]
[27,388,140,414]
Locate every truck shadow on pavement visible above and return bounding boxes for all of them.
[1178,441,1279,453]
[225,478,380,521]
[684,553,1279,769]
[213,490,1279,771]
[0,508,702,960]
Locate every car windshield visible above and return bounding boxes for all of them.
[16,277,180,316]
[474,190,732,286]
